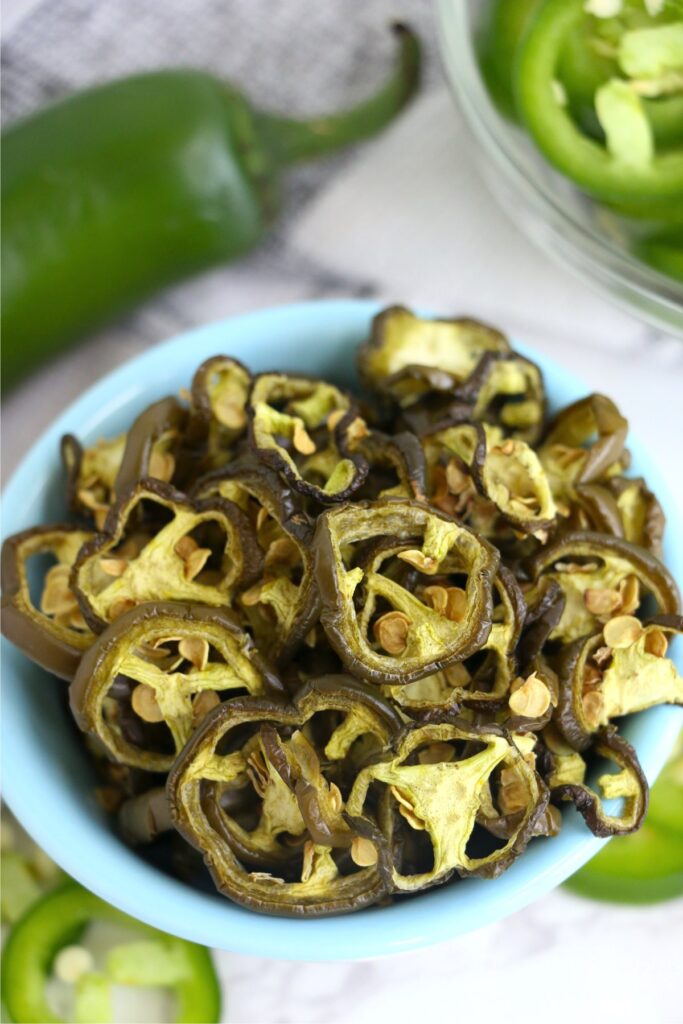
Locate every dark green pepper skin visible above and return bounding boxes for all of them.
[2,72,268,387]
[1,27,420,390]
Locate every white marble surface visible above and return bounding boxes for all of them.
[2,3,683,1022]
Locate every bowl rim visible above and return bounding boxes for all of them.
[2,298,681,960]
[433,0,683,337]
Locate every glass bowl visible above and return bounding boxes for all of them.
[434,0,683,337]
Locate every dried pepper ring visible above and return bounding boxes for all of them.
[193,456,319,662]
[70,601,283,772]
[1,524,94,680]
[71,479,262,631]
[346,721,548,891]
[315,499,500,685]
[248,373,369,503]
[423,420,556,538]
[554,614,683,750]
[167,677,402,915]
[527,531,680,643]
[543,726,648,837]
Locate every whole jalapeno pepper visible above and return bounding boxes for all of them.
[1,26,420,389]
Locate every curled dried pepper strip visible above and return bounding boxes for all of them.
[1,524,94,680]
[70,601,283,772]
[547,727,649,837]
[352,429,427,502]
[315,499,499,685]
[71,479,262,631]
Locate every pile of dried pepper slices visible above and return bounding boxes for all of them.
[2,306,682,917]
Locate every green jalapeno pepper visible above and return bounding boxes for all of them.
[1,27,420,390]
[1,881,220,1024]
[514,0,683,211]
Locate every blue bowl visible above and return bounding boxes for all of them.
[2,299,681,960]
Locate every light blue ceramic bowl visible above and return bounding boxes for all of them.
[2,300,681,960]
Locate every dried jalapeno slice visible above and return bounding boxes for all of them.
[61,433,126,529]
[463,352,546,446]
[248,372,369,503]
[71,479,262,631]
[358,306,509,404]
[554,615,683,749]
[70,601,283,772]
[546,727,648,837]
[315,499,499,685]
[188,355,251,470]
[194,457,319,663]
[346,721,548,891]
[383,566,526,713]
[114,396,187,495]
[352,429,427,502]
[527,531,680,643]
[1,524,94,680]
[167,677,402,915]
[538,393,629,513]
[423,421,556,538]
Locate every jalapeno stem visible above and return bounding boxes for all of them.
[256,24,420,165]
